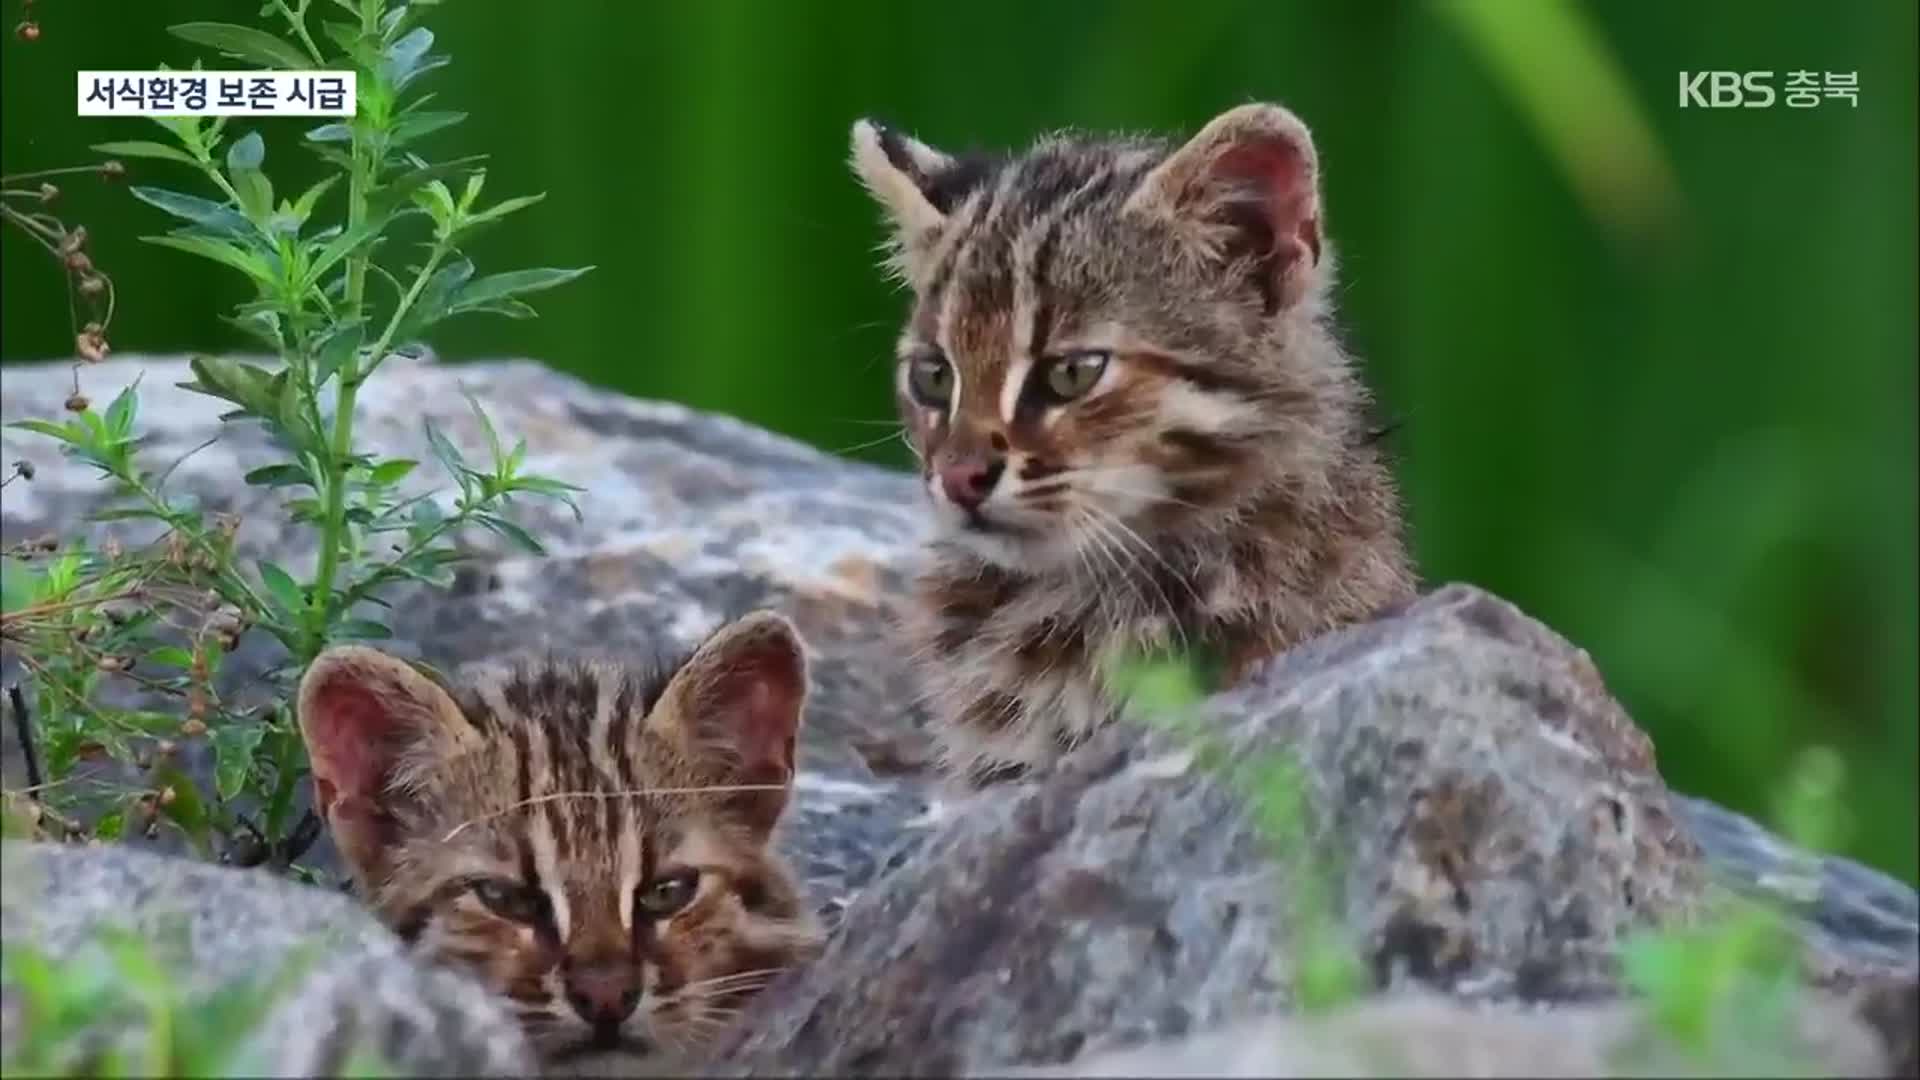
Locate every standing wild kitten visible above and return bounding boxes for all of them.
[296,611,823,1066]
[851,103,1418,782]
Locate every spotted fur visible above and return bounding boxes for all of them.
[296,611,823,1066]
[851,104,1419,783]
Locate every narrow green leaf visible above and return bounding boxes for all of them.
[244,463,310,488]
[291,175,339,223]
[276,370,311,448]
[459,168,485,212]
[91,140,199,166]
[451,297,536,320]
[168,21,311,70]
[181,353,261,412]
[382,26,435,84]
[302,218,386,291]
[366,459,418,486]
[336,619,393,640]
[474,513,546,555]
[146,646,197,669]
[461,191,544,228]
[232,168,275,225]
[305,123,353,144]
[7,418,79,443]
[211,725,267,802]
[391,110,466,149]
[103,382,139,438]
[129,186,252,236]
[511,474,585,496]
[87,506,174,524]
[449,266,594,312]
[373,154,487,211]
[459,387,504,464]
[423,418,467,480]
[143,234,276,287]
[257,560,304,617]
[313,320,365,387]
[225,131,265,173]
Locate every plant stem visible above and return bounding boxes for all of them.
[272,0,327,67]
[304,24,382,660]
[361,242,447,379]
[304,381,357,660]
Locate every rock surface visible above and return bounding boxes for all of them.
[0,839,536,1075]
[714,585,1717,1074]
[3,356,1916,1076]
[1008,992,1889,1078]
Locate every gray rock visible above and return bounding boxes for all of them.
[3,356,1915,1076]
[1,354,939,918]
[0,839,536,1075]
[1009,992,1889,1078]
[714,586,1716,1074]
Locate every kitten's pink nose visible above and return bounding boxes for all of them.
[938,458,1004,510]
[565,963,640,1028]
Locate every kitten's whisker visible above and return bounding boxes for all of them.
[830,428,911,456]
[1078,503,1196,645]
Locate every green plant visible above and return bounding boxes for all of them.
[1613,746,1849,1074]
[1,0,588,865]
[1102,648,1366,1014]
[0,924,326,1077]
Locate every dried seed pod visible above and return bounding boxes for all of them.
[158,786,177,807]
[15,21,38,42]
[37,182,56,203]
[78,274,105,297]
[76,331,109,362]
[180,717,209,737]
[64,391,90,412]
[100,160,125,181]
[95,655,125,672]
[13,461,33,481]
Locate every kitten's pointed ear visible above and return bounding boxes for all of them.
[657,610,808,835]
[1126,103,1326,311]
[850,118,972,284]
[297,645,469,884]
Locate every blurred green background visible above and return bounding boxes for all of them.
[3,1,1914,883]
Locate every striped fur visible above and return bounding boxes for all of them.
[852,104,1419,784]
[296,612,822,1065]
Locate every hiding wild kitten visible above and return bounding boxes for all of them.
[851,102,1418,783]
[296,610,823,1065]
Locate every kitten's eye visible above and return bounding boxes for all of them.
[636,869,700,919]
[1040,351,1109,403]
[905,352,954,408]
[471,878,545,924]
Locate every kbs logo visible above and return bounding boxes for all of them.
[1679,71,1776,108]
[1679,70,1860,109]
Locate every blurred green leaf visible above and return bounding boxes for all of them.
[168,21,310,69]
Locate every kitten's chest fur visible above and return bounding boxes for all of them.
[908,474,1414,782]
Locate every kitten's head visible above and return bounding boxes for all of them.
[852,104,1353,572]
[296,611,822,1066]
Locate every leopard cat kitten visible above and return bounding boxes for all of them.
[850,103,1418,783]
[296,611,824,1067]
